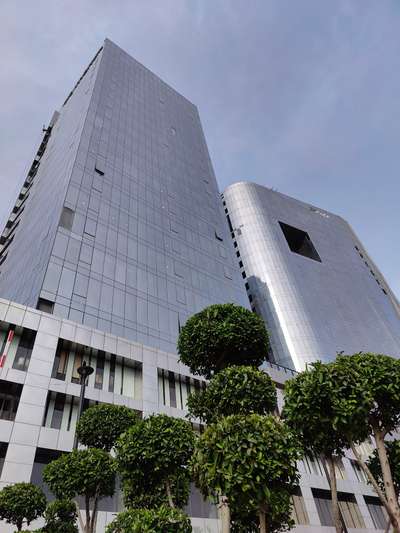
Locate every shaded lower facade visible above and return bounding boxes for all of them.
[0,298,390,532]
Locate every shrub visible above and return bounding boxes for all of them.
[106,506,192,532]
[42,499,78,533]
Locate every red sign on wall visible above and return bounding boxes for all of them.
[0,328,15,368]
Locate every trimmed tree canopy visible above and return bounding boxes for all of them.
[283,353,400,533]
[43,449,115,533]
[115,414,195,509]
[178,303,269,378]
[192,414,300,532]
[0,482,46,531]
[282,360,350,533]
[43,448,115,501]
[76,403,138,451]
[330,353,400,441]
[187,365,277,424]
[282,361,348,457]
[105,506,192,533]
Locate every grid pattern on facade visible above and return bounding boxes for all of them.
[0,53,101,310]
[0,39,247,355]
[223,181,400,370]
[52,338,141,399]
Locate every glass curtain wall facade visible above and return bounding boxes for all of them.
[0,39,247,353]
[223,181,400,370]
[0,38,395,532]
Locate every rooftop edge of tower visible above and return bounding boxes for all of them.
[223,180,341,221]
[102,38,199,113]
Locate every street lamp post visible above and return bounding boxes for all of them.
[73,360,94,450]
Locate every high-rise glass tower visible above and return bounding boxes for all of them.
[0,39,247,354]
[0,40,393,533]
[223,181,400,370]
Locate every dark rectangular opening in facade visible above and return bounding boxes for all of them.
[279,221,321,262]
[0,380,23,421]
[59,206,75,230]
[12,327,36,371]
[37,298,54,314]
[0,442,8,476]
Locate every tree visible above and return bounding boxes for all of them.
[105,505,192,533]
[0,482,46,531]
[367,440,400,497]
[367,440,400,533]
[230,493,294,533]
[42,499,78,533]
[187,365,277,425]
[192,414,301,533]
[282,361,348,533]
[178,303,269,378]
[115,414,195,510]
[330,353,400,532]
[76,403,138,452]
[43,448,115,533]
[121,470,190,510]
[283,353,400,533]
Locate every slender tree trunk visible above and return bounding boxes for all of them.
[387,495,400,532]
[350,441,393,519]
[90,495,99,533]
[326,455,342,533]
[85,495,91,533]
[374,428,400,533]
[166,479,175,508]
[218,494,230,533]
[259,504,269,533]
[75,500,85,532]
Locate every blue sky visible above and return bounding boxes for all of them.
[0,1,399,298]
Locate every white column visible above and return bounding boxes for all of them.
[1,313,60,485]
